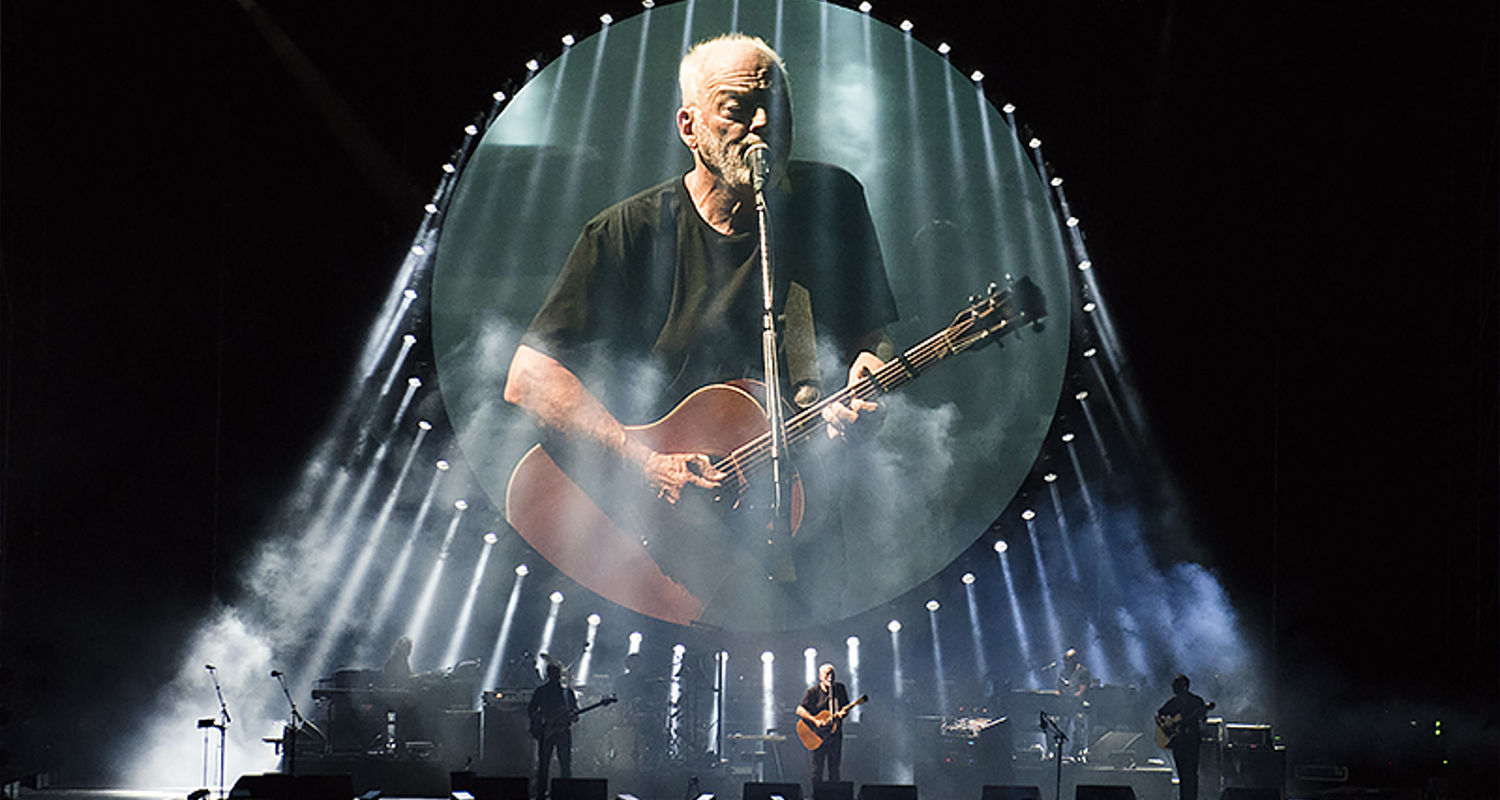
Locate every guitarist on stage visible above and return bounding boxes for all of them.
[795,663,852,786]
[1155,674,1210,800]
[528,661,579,800]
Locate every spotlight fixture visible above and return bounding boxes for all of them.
[1066,216,1080,227]
[464,124,478,136]
[642,0,654,7]
[549,591,565,604]
[900,19,914,32]
[1075,390,1090,401]
[588,613,602,626]
[408,376,422,388]
[403,289,418,300]
[492,90,507,102]
[1083,302,1097,312]
[1050,176,1063,186]
[804,647,817,658]
[859,1,872,12]
[425,203,439,214]
[1083,347,1098,358]
[887,620,902,633]
[561,34,576,47]
[436,459,451,471]
[483,531,498,544]
[525,59,540,72]
[993,540,1009,554]
[761,650,775,663]
[417,419,432,431]
[847,636,860,647]
[925,600,940,612]
[1020,509,1035,521]
[1060,432,1076,443]
[937,42,951,55]
[1043,472,1058,483]
[441,163,456,174]
[454,499,468,511]
[961,572,976,585]
[515,564,529,576]
[970,70,985,83]
[1077,259,1092,270]
[600,13,613,25]
[411,244,427,255]
[1028,137,1042,149]
[1002,103,1016,113]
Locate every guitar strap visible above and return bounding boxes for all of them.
[783,279,821,407]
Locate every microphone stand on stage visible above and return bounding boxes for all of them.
[200,664,231,799]
[746,142,791,537]
[271,669,324,774]
[1040,710,1069,800]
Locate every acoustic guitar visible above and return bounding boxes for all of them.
[797,694,869,750]
[1154,701,1214,749]
[505,279,1047,624]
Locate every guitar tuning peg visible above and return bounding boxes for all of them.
[987,281,998,296]
[967,294,978,305]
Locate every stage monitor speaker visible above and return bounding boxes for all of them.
[1222,788,1280,800]
[550,778,607,800]
[1075,786,1137,800]
[450,773,529,800]
[813,782,854,800]
[230,774,353,800]
[744,782,803,800]
[857,785,917,800]
[983,786,1041,800]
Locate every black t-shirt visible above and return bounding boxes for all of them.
[1158,691,1208,741]
[521,160,898,423]
[800,681,851,726]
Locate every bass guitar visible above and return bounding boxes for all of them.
[530,694,618,741]
[505,279,1047,625]
[797,694,869,750]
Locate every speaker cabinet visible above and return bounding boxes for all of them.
[230,774,353,800]
[857,785,917,800]
[549,778,607,800]
[449,773,529,800]
[812,782,854,800]
[983,787,1041,800]
[744,782,803,800]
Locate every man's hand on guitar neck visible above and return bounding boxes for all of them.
[821,350,885,440]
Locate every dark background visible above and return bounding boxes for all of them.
[2,0,1496,786]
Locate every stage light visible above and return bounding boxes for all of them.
[1021,508,1035,521]
[425,202,439,215]
[1083,347,1098,358]
[1061,432,1076,443]
[993,540,1008,554]
[1044,472,1058,483]
[1028,137,1042,149]
[1075,391,1090,401]
[418,419,432,431]
[493,91,507,102]
[970,70,985,83]
[1083,302,1097,312]
[1050,176,1063,186]
[549,591,564,604]
[761,650,775,663]
[403,288,418,300]
[926,599,940,612]
[804,647,818,685]
[888,619,902,633]
[515,563,529,576]
[454,499,468,511]
[483,531,498,544]
[411,244,427,255]
[600,13,614,25]
[642,0,654,7]
[628,631,643,653]
[937,42,951,55]
[859,1,872,12]
[561,34,576,47]
[1066,216,1080,227]
[464,124,478,136]
[1003,103,1016,113]
[900,19,914,32]
[402,334,417,346]
[408,376,422,388]
[588,613,602,626]
[961,572,976,585]
[1077,259,1092,270]
[525,59,540,72]
[436,459,451,471]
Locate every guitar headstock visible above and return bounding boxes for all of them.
[949,276,1048,352]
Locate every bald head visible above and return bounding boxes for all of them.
[679,34,787,109]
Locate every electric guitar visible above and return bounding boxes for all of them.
[797,694,869,750]
[505,278,1047,625]
[1154,701,1214,749]
[530,694,618,741]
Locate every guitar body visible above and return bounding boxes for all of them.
[797,694,869,750]
[1154,714,1182,749]
[506,382,806,626]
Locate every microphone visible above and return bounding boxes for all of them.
[271,670,283,677]
[204,664,216,671]
[744,143,770,194]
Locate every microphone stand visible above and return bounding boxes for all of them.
[206,665,231,799]
[749,145,790,537]
[1040,711,1068,800]
[273,670,322,775]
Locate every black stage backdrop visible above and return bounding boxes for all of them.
[2,0,1496,785]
